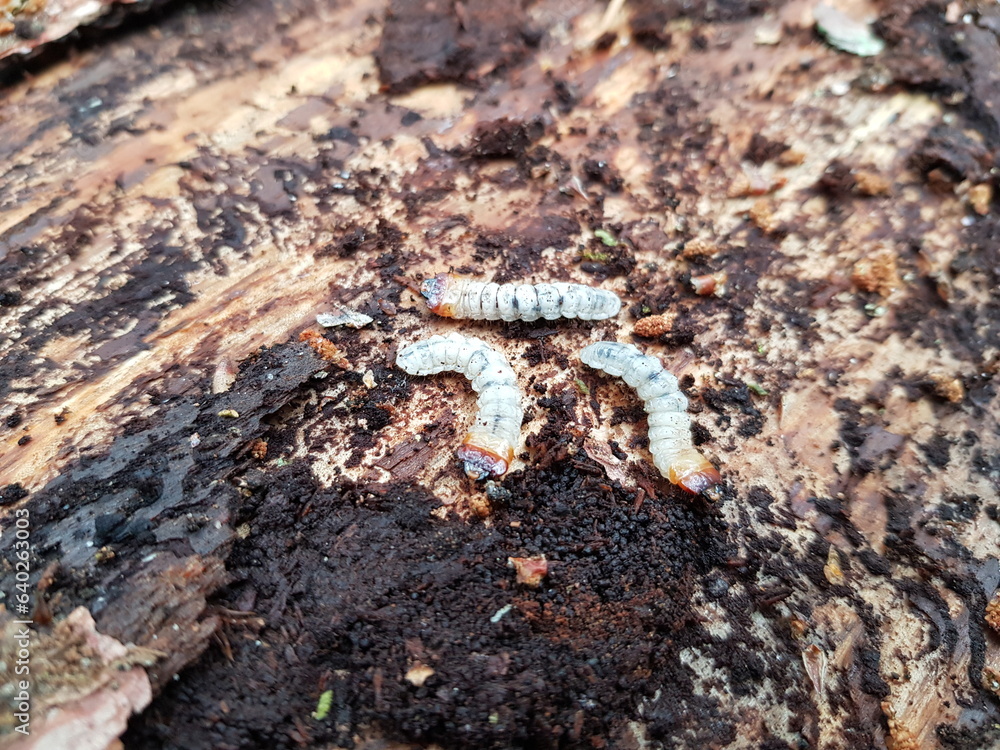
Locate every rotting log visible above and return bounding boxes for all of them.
[1,0,999,748]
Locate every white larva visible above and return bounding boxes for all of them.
[580,341,721,495]
[420,273,621,322]
[395,333,523,479]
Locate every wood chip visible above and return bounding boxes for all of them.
[778,148,806,166]
[299,330,351,369]
[852,249,899,296]
[929,373,964,403]
[823,546,845,585]
[249,439,268,460]
[986,590,1000,633]
[212,359,238,394]
[814,4,885,57]
[508,556,549,587]
[801,644,827,695]
[968,182,992,215]
[633,314,673,337]
[316,306,374,329]
[679,238,719,259]
[854,170,892,196]
[405,663,435,687]
[749,198,780,234]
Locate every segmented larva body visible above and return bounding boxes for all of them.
[580,342,721,495]
[396,333,523,479]
[420,273,621,322]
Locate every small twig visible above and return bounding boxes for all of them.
[393,274,421,295]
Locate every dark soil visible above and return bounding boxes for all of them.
[125,458,734,749]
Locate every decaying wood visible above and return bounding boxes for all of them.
[0,607,153,749]
[1,0,999,748]
[0,0,171,66]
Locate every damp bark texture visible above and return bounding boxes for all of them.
[1,1,999,749]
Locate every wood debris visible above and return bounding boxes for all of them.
[777,149,806,166]
[748,198,780,234]
[728,170,786,198]
[0,607,153,747]
[986,590,1000,633]
[801,644,827,695]
[249,439,268,460]
[316,306,374,329]
[212,359,238,394]
[405,663,435,687]
[508,556,549,587]
[852,249,899,296]
[299,330,351,369]
[968,182,992,215]
[823,546,845,585]
[929,373,965,403]
[691,271,728,297]
[679,238,719,259]
[854,170,892,196]
[814,4,885,57]
[633,314,674,338]
[881,700,921,750]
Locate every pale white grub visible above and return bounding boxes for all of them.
[395,333,523,479]
[420,273,621,322]
[580,341,721,495]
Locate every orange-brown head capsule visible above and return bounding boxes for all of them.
[420,273,459,317]
[457,432,515,479]
[667,447,722,496]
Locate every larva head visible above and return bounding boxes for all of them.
[420,273,457,317]
[667,447,722,496]
[394,344,421,375]
[457,433,514,480]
